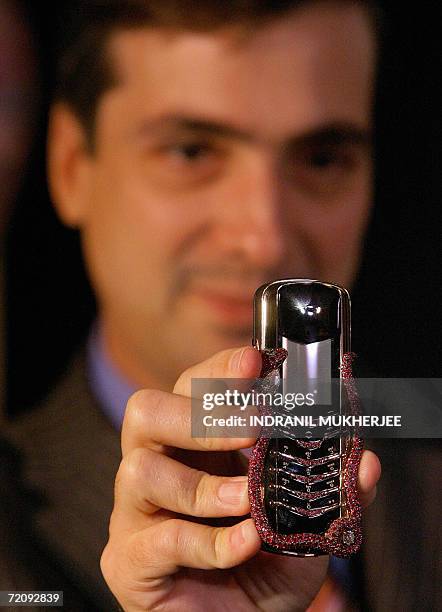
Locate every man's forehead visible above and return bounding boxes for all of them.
[110,0,376,60]
[101,2,375,139]
[108,2,375,77]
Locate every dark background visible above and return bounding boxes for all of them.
[6,1,441,415]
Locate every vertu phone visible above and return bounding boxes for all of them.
[248,279,363,558]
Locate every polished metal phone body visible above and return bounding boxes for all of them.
[248,279,362,558]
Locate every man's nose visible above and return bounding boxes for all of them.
[214,156,291,269]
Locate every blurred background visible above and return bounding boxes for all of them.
[4,0,441,416]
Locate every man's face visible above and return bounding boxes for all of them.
[59,2,375,387]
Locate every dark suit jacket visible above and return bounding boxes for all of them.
[1,352,441,611]
[361,437,441,611]
[1,351,121,611]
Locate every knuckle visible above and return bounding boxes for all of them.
[142,519,182,567]
[115,448,159,513]
[126,446,153,479]
[211,527,229,569]
[113,461,126,505]
[124,389,148,422]
[163,519,181,552]
[123,390,169,453]
[114,449,147,501]
[128,531,152,569]
[125,388,164,428]
[100,543,115,583]
[108,509,120,538]
[114,454,137,498]
[191,471,214,515]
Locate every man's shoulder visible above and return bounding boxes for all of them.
[5,348,120,466]
[1,348,122,611]
[2,344,122,535]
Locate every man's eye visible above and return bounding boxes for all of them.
[146,140,226,188]
[167,142,215,162]
[304,144,357,170]
[287,144,362,196]
[309,149,345,168]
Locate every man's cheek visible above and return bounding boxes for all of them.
[299,221,355,281]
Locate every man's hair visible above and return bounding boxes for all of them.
[55,0,382,147]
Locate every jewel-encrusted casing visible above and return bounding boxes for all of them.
[247,280,363,558]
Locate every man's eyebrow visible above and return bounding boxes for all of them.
[135,114,372,146]
[135,115,253,141]
[291,125,372,149]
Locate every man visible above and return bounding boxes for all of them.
[5,0,431,609]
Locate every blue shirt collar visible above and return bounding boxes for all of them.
[87,322,253,463]
[87,322,139,430]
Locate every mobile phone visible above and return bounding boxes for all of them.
[248,279,363,558]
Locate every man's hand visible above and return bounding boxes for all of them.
[101,347,381,612]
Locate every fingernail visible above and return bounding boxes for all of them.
[230,523,246,548]
[241,520,258,543]
[218,476,248,505]
[231,520,257,548]
[230,348,246,372]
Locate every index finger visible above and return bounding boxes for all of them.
[121,388,256,456]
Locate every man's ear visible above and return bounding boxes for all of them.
[47,103,93,228]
